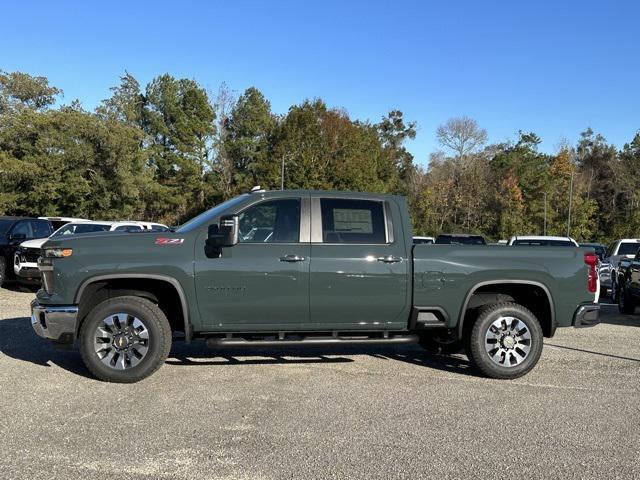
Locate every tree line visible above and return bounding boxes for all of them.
[1,69,638,242]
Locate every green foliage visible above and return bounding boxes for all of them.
[0,69,638,243]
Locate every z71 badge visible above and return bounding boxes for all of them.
[155,238,184,245]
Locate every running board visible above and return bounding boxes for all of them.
[205,333,419,349]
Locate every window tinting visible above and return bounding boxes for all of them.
[11,221,33,238]
[320,199,386,244]
[31,220,52,238]
[513,239,574,246]
[618,242,640,256]
[238,199,301,243]
[435,235,486,245]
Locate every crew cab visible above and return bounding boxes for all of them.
[30,190,600,383]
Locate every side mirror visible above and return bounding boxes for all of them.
[9,232,26,241]
[205,215,239,255]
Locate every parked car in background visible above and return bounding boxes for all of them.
[435,234,486,245]
[579,242,606,261]
[0,217,53,287]
[616,249,640,314]
[600,239,640,300]
[14,220,169,284]
[39,216,88,231]
[413,236,435,245]
[508,236,579,247]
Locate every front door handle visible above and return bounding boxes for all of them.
[377,255,402,263]
[280,254,306,262]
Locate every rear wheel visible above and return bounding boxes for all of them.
[466,302,543,379]
[0,257,5,288]
[611,278,620,303]
[618,287,636,314]
[79,296,172,383]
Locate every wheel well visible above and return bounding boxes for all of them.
[76,278,185,337]
[461,283,554,337]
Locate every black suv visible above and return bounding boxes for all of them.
[0,217,53,287]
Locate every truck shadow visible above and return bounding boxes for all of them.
[168,341,479,377]
[0,316,478,378]
[0,317,93,378]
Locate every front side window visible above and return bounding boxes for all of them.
[11,221,33,238]
[320,199,386,244]
[238,199,301,243]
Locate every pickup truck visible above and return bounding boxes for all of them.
[30,189,600,383]
[616,250,640,314]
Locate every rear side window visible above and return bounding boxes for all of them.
[513,239,573,246]
[618,242,640,256]
[320,199,386,244]
[114,225,143,232]
[436,235,486,245]
[31,220,52,238]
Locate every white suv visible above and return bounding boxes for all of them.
[13,220,168,281]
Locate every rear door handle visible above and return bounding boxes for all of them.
[377,255,402,263]
[280,254,306,262]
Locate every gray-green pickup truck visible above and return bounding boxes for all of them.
[31,189,600,383]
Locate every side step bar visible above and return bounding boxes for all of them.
[205,334,419,349]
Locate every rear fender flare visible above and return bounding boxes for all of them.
[457,279,555,338]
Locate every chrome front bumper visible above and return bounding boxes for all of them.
[31,300,78,343]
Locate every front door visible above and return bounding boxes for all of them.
[309,197,410,330]
[194,196,310,331]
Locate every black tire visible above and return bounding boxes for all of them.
[0,257,5,288]
[466,302,544,380]
[79,296,172,383]
[418,331,464,354]
[618,287,636,315]
[600,287,608,298]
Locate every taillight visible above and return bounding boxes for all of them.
[584,252,598,293]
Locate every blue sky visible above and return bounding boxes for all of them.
[2,0,638,165]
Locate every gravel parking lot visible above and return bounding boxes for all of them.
[0,286,638,480]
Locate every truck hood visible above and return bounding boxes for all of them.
[20,238,49,249]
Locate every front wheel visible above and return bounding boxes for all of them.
[466,302,544,379]
[79,296,172,383]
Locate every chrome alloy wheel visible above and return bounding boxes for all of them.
[93,313,150,370]
[484,316,532,367]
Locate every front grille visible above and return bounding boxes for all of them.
[21,248,41,263]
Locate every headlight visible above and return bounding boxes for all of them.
[43,248,73,258]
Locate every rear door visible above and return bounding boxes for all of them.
[309,196,410,330]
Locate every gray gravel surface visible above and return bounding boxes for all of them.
[0,286,638,480]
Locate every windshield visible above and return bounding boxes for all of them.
[52,223,112,236]
[617,242,640,256]
[176,195,249,233]
[513,239,574,246]
[0,219,13,236]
